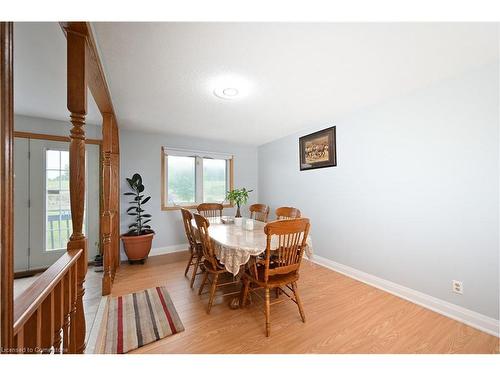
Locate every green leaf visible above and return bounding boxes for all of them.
[128,223,138,228]
[142,219,151,225]
[138,184,145,193]
[127,207,138,212]
[127,212,137,216]
[124,192,136,196]
[132,173,142,183]
[142,214,152,218]
[141,196,151,205]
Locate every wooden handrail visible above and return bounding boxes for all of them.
[11,249,83,353]
[13,249,82,333]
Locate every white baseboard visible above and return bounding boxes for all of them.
[149,243,189,257]
[311,255,500,338]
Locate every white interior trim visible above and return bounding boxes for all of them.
[149,243,189,257]
[163,146,233,160]
[311,255,500,338]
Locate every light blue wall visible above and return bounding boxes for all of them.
[120,129,259,255]
[258,64,499,319]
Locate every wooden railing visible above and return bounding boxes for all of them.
[12,249,83,354]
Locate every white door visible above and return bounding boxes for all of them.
[14,138,100,271]
[14,138,30,272]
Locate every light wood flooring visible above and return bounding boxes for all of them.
[109,253,499,354]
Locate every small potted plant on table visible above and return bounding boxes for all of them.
[121,173,155,264]
[226,188,253,225]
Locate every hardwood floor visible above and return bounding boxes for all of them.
[110,253,499,354]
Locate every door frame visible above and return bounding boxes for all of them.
[13,131,102,276]
[0,21,14,350]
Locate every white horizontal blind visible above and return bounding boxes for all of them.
[163,147,233,160]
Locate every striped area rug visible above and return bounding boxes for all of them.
[104,286,184,354]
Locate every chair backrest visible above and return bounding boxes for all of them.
[249,204,270,222]
[193,213,219,269]
[180,208,197,252]
[275,206,301,220]
[197,203,223,218]
[262,218,310,281]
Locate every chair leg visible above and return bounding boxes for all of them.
[184,252,194,276]
[190,254,201,289]
[265,288,271,337]
[292,282,306,323]
[207,273,219,314]
[198,270,209,295]
[240,278,250,307]
[275,287,280,298]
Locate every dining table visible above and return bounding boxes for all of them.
[191,216,314,276]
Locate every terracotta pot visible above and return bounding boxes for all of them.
[121,232,154,262]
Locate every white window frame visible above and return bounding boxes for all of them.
[161,147,234,210]
[43,146,88,252]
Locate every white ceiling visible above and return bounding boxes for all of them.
[14,22,102,126]
[16,23,499,144]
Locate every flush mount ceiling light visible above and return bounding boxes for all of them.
[209,74,252,101]
[214,87,240,99]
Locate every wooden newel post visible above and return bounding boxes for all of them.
[66,28,88,354]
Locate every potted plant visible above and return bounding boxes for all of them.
[93,241,103,272]
[226,188,253,218]
[121,173,155,264]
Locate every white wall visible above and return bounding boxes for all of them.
[119,129,259,256]
[258,64,499,320]
[15,114,102,139]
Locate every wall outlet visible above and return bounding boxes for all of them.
[452,280,463,294]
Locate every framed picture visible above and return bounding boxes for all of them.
[299,126,337,171]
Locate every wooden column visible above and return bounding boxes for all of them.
[66,28,87,354]
[101,113,113,296]
[102,113,120,296]
[0,21,14,351]
[111,120,120,271]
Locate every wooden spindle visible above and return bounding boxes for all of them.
[24,307,42,354]
[69,263,78,353]
[15,328,24,354]
[53,280,63,353]
[40,291,55,353]
[62,271,71,354]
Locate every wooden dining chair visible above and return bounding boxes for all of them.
[241,218,310,336]
[197,203,223,218]
[180,208,204,288]
[275,206,301,220]
[193,213,240,313]
[249,204,270,222]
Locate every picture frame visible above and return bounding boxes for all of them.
[299,126,337,171]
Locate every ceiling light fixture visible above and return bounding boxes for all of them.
[209,74,252,101]
[214,87,240,99]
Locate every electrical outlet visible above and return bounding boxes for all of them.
[452,280,463,295]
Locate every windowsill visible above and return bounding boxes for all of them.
[161,203,234,211]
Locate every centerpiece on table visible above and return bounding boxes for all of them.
[121,173,155,264]
[226,187,253,225]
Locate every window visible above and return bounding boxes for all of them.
[162,147,233,209]
[45,149,86,251]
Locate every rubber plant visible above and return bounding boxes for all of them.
[124,173,154,235]
[121,173,155,263]
[226,187,253,217]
